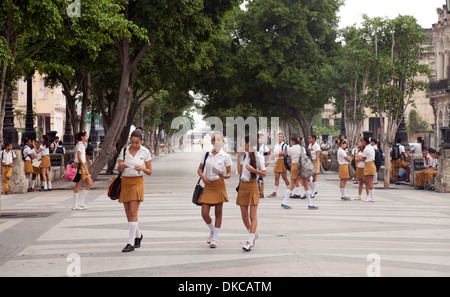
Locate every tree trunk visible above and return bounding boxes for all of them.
[80,73,91,132]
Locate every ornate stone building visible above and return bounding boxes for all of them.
[427,5,450,145]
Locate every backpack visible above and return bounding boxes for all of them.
[107,147,127,200]
[85,142,94,156]
[374,149,382,171]
[297,150,315,179]
[282,143,292,171]
[391,144,401,160]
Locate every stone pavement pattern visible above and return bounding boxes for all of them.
[0,150,449,277]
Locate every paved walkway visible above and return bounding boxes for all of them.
[0,150,449,277]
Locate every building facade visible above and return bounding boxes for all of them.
[12,72,66,138]
[427,5,450,145]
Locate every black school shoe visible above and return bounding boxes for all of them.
[134,234,143,248]
[122,244,134,252]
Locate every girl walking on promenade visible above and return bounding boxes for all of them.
[197,132,232,248]
[117,129,152,252]
[355,140,368,200]
[336,139,351,200]
[281,135,318,210]
[72,131,93,210]
[237,135,266,251]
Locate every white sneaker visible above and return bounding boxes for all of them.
[242,241,253,251]
[210,239,217,248]
[71,204,86,210]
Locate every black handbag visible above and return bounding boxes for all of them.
[192,152,209,206]
[107,147,127,200]
[72,163,82,183]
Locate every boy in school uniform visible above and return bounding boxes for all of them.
[1,142,17,195]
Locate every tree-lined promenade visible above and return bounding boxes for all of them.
[0,0,434,194]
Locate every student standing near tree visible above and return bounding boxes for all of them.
[357,137,376,202]
[33,135,52,191]
[237,135,266,251]
[308,134,321,198]
[336,139,351,200]
[266,133,289,197]
[197,131,232,248]
[1,142,16,195]
[72,131,94,210]
[281,135,318,210]
[355,140,367,200]
[117,129,152,252]
[23,138,37,192]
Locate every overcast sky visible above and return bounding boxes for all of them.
[338,0,446,29]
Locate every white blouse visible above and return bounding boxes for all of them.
[337,148,349,165]
[40,144,50,156]
[286,144,305,164]
[74,142,86,163]
[200,149,233,181]
[362,145,375,162]
[308,142,321,160]
[240,152,266,182]
[119,146,152,177]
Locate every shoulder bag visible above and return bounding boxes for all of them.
[192,152,209,206]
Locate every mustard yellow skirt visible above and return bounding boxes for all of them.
[74,162,91,181]
[119,176,144,203]
[32,166,40,175]
[314,160,320,174]
[339,164,350,179]
[290,163,300,180]
[24,160,34,174]
[273,159,287,173]
[236,180,259,206]
[392,158,407,168]
[40,155,51,168]
[364,161,377,176]
[198,178,228,205]
[356,167,365,179]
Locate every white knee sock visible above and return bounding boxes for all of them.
[273,186,278,193]
[207,222,214,233]
[128,222,139,245]
[78,190,89,207]
[294,187,300,195]
[72,193,79,209]
[212,227,220,240]
[369,189,375,199]
[312,182,317,194]
[47,181,52,190]
[282,189,291,205]
[340,188,345,197]
[31,180,35,189]
[305,190,312,206]
[248,233,256,243]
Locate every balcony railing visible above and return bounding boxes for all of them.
[428,79,450,92]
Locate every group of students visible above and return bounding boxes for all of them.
[415,147,440,191]
[1,136,53,194]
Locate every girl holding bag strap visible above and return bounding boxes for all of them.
[117,129,152,252]
[237,135,266,251]
[197,131,232,248]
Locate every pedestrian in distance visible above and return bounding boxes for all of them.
[266,133,289,197]
[117,129,152,252]
[33,135,52,191]
[356,136,376,202]
[197,131,232,248]
[1,142,16,195]
[281,135,318,210]
[72,131,94,210]
[237,135,266,251]
[336,139,351,201]
[308,134,321,198]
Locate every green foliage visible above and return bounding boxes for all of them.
[406,109,429,134]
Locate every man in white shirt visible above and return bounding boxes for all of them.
[319,136,331,171]
[1,142,16,194]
